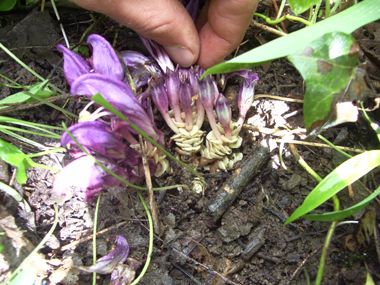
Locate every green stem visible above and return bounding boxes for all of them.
[0,43,65,95]
[27,147,66,158]
[311,3,321,24]
[92,192,102,285]
[0,125,61,139]
[30,162,59,172]
[289,143,340,285]
[25,91,78,119]
[130,190,153,285]
[254,13,312,26]
[360,102,380,143]
[5,205,59,284]
[0,116,64,131]
[317,135,352,158]
[325,0,331,18]
[276,0,286,19]
[314,196,340,285]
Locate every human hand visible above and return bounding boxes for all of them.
[69,0,259,69]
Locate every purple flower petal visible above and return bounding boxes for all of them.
[53,156,128,201]
[87,34,124,81]
[140,37,174,72]
[70,73,158,141]
[78,235,130,274]
[57,44,91,85]
[61,121,128,159]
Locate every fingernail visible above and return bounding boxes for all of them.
[164,45,195,68]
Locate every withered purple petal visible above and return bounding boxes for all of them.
[61,121,127,159]
[57,44,91,85]
[70,73,158,141]
[78,235,130,274]
[87,34,124,81]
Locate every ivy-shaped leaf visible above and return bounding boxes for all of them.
[288,0,320,15]
[288,31,373,136]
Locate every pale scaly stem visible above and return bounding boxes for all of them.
[172,104,183,123]
[162,110,180,133]
[205,109,222,140]
[195,99,205,129]
[184,108,193,131]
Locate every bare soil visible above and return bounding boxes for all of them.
[0,4,380,285]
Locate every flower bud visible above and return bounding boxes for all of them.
[179,79,193,131]
[215,93,232,138]
[237,73,259,128]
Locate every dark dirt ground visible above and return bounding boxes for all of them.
[1,2,380,285]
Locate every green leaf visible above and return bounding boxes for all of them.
[202,0,380,77]
[0,0,17,11]
[285,150,380,225]
[0,81,57,110]
[288,0,321,15]
[303,185,380,221]
[287,31,370,135]
[0,139,34,184]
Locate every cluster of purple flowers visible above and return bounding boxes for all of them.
[53,31,258,200]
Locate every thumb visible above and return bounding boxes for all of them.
[70,0,200,67]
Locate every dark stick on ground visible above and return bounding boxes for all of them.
[208,145,270,221]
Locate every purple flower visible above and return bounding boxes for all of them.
[57,44,91,85]
[53,156,130,202]
[61,121,128,159]
[87,34,124,81]
[71,73,158,142]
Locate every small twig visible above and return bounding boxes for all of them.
[172,248,242,285]
[0,94,72,115]
[254,94,304,103]
[208,145,270,221]
[250,20,287,37]
[278,139,366,154]
[139,135,161,236]
[59,221,128,252]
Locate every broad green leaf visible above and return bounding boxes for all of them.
[303,185,380,221]
[202,0,380,77]
[0,139,34,184]
[288,0,320,15]
[287,31,370,135]
[9,265,37,285]
[0,81,56,110]
[0,0,16,11]
[285,150,380,225]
